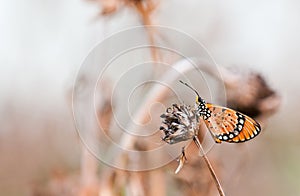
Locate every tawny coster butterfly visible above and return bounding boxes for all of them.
[179,80,261,143]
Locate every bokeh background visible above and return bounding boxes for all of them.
[1,0,300,195]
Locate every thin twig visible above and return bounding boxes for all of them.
[193,136,225,196]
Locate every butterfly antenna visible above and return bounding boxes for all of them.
[179,80,200,98]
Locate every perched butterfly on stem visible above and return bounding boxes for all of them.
[160,81,262,174]
[179,80,261,143]
[160,81,261,144]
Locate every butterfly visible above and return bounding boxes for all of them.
[179,80,261,143]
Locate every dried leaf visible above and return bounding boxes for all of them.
[175,147,187,174]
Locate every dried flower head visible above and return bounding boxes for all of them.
[160,104,199,144]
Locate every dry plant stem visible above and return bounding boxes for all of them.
[193,136,225,196]
[132,0,160,63]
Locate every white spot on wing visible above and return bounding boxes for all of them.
[256,126,260,132]
[253,129,257,135]
[238,125,243,131]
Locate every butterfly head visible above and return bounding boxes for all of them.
[196,96,206,113]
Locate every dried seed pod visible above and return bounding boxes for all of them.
[160,104,199,144]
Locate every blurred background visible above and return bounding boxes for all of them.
[1,0,300,195]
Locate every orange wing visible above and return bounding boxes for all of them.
[203,103,261,143]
